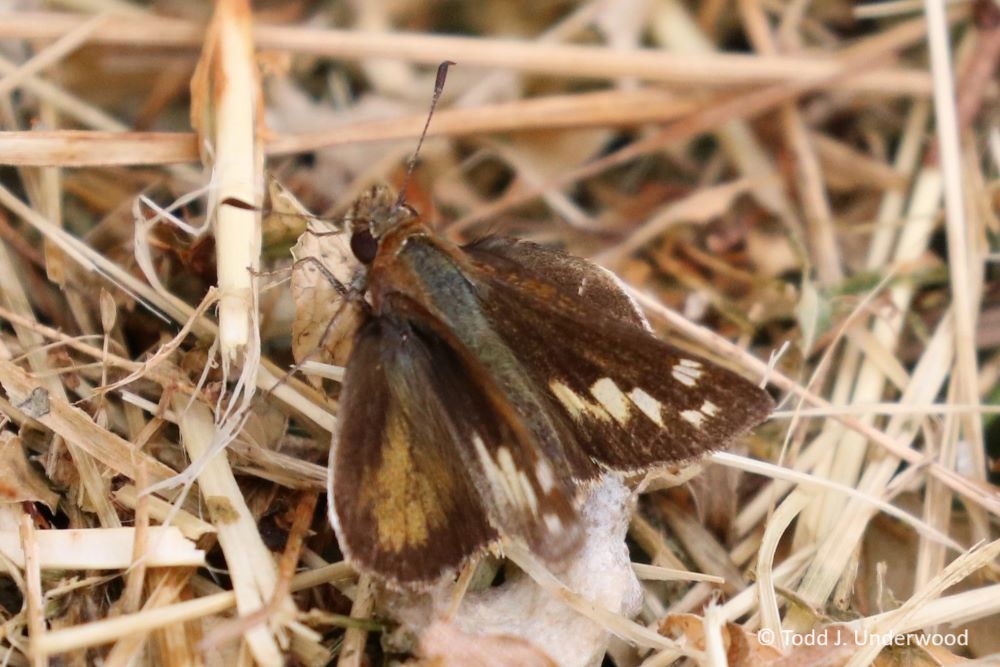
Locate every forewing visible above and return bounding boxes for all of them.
[464,238,773,474]
[464,236,649,330]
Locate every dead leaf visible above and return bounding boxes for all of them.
[659,613,785,666]
[768,626,859,667]
[872,639,972,666]
[16,386,51,419]
[238,401,288,451]
[414,621,557,667]
[288,183,365,378]
[0,433,59,510]
[262,179,309,250]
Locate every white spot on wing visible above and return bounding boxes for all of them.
[474,437,515,510]
[628,388,664,426]
[475,444,540,516]
[473,434,489,464]
[474,438,510,499]
[543,513,564,533]
[496,446,516,472]
[550,380,611,422]
[550,380,585,417]
[590,378,631,425]
[672,359,703,387]
[700,400,719,417]
[536,460,555,492]
[516,470,539,514]
[680,409,705,428]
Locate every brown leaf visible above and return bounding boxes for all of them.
[414,621,557,667]
[768,626,859,667]
[659,613,785,667]
[288,185,365,378]
[872,639,973,666]
[0,433,59,510]
[262,180,308,249]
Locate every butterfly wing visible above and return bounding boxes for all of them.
[463,236,651,331]
[331,309,580,585]
[463,236,773,474]
[334,230,770,584]
[330,316,495,584]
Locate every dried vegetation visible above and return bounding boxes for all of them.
[0,0,998,665]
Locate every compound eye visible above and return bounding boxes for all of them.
[350,229,378,264]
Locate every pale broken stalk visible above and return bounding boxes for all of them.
[172,394,286,666]
[190,0,263,366]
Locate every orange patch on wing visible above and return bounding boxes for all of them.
[361,411,452,553]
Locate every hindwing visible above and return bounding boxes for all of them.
[331,309,581,585]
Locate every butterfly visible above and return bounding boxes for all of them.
[322,182,773,586]
[317,63,773,587]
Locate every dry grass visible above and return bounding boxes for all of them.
[0,0,998,665]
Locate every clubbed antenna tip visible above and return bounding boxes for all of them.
[394,61,456,210]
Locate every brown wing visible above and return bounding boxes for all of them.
[330,311,581,585]
[463,236,649,329]
[463,237,773,474]
[330,317,495,585]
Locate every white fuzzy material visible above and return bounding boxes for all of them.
[383,476,642,667]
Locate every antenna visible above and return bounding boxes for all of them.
[394,60,455,210]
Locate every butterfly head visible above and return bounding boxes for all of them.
[347,63,453,266]
[348,184,419,264]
